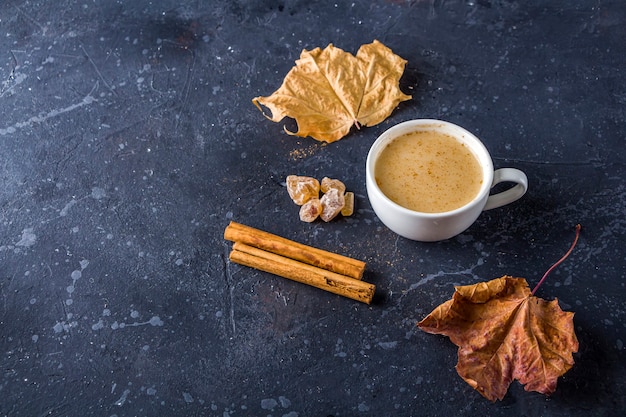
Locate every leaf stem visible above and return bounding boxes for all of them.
[532,224,582,296]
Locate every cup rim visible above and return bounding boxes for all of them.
[366,119,494,217]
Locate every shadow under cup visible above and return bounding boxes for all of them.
[366,120,528,242]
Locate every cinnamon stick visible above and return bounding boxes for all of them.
[224,221,365,279]
[229,243,375,304]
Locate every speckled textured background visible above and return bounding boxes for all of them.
[1,1,624,416]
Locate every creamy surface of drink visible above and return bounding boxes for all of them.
[374,130,483,213]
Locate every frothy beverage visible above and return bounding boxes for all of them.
[374,130,483,213]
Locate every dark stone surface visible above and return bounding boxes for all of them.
[1,1,624,416]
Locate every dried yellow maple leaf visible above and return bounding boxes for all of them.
[252,40,411,143]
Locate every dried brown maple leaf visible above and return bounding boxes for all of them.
[418,225,581,402]
[252,40,411,143]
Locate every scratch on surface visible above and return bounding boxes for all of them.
[1,70,28,98]
[0,84,97,136]
[13,5,48,35]
[59,199,78,217]
[172,45,196,131]
[222,248,237,336]
[114,389,131,406]
[407,257,485,291]
[391,234,401,260]
[80,45,117,95]
[1,50,25,98]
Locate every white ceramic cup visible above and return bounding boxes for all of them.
[366,119,528,242]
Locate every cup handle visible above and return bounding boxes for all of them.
[483,168,528,211]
